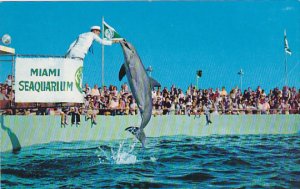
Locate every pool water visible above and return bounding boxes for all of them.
[1,134,299,188]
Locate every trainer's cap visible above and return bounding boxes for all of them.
[90,26,101,31]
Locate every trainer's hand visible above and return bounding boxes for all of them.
[112,39,125,43]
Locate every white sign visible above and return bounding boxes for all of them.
[15,58,84,103]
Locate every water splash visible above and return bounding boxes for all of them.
[96,141,137,165]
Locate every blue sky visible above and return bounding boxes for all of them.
[0,1,299,92]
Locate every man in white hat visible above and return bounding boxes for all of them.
[66,25,121,60]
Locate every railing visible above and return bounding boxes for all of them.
[0,100,299,115]
[0,54,65,58]
[0,101,81,109]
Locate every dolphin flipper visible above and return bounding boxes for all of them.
[119,63,126,81]
[149,77,161,88]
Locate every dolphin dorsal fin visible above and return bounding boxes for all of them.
[149,77,161,88]
[119,63,126,81]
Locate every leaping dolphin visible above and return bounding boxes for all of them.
[119,41,161,147]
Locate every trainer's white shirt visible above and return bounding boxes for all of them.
[66,32,112,59]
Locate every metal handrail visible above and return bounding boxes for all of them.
[15,54,65,58]
[0,54,65,58]
[1,100,299,115]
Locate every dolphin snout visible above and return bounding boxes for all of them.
[121,41,131,50]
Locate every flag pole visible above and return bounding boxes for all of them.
[285,51,288,86]
[101,16,105,87]
[284,29,288,86]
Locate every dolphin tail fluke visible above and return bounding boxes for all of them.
[125,126,139,135]
[125,126,146,148]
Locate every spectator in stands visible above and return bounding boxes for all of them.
[154,104,163,116]
[152,89,157,101]
[170,85,178,96]
[245,100,254,114]
[117,97,126,115]
[243,90,251,101]
[280,100,291,115]
[170,100,176,115]
[231,99,238,115]
[178,89,185,101]
[223,97,230,114]
[123,83,129,93]
[179,100,186,115]
[220,86,227,97]
[203,102,212,125]
[211,101,220,116]
[91,84,100,97]
[273,98,281,114]
[100,85,108,97]
[111,86,118,97]
[185,97,192,116]
[59,107,68,126]
[129,98,138,115]
[261,89,267,98]
[124,101,130,115]
[120,83,129,97]
[83,83,91,95]
[229,88,237,100]
[261,98,270,114]
[156,90,163,102]
[162,87,169,97]
[5,75,12,87]
[290,99,299,114]
[85,98,97,125]
[238,99,246,115]
[290,87,297,99]
[109,96,119,116]
[268,99,275,114]
[282,86,290,102]
[0,87,8,100]
[175,101,181,115]
[1,73,299,117]
[162,97,172,115]
[70,107,80,125]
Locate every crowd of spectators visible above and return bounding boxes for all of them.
[1,74,299,116]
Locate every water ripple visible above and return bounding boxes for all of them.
[223,157,252,167]
[167,172,215,182]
